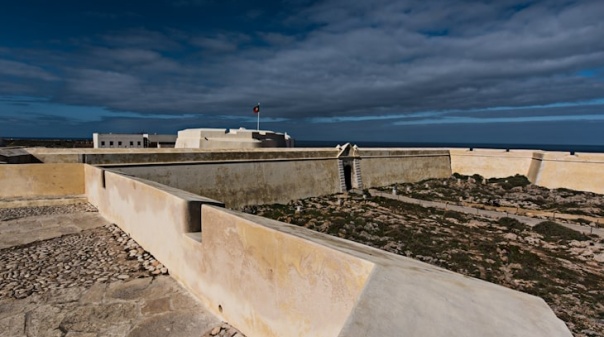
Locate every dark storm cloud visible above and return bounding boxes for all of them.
[1,0,603,140]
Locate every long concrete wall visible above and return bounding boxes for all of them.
[450,148,604,194]
[533,152,604,194]
[104,158,341,209]
[0,163,84,198]
[14,146,604,199]
[25,147,337,164]
[82,167,571,337]
[356,148,451,187]
[449,148,536,179]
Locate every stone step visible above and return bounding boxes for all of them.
[185,232,202,243]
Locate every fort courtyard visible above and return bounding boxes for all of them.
[2,146,603,337]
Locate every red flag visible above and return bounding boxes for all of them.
[253,104,260,113]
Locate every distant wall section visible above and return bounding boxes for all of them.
[533,152,604,194]
[0,163,84,198]
[356,148,451,188]
[449,149,535,179]
[105,156,341,209]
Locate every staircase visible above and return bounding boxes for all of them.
[337,160,347,192]
[353,159,363,189]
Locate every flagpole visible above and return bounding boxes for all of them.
[257,102,260,131]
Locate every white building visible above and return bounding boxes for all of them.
[93,133,178,149]
[175,128,294,149]
[146,134,178,148]
[93,133,145,149]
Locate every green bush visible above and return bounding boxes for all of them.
[488,174,530,190]
[533,221,590,242]
[498,217,529,232]
[452,173,468,181]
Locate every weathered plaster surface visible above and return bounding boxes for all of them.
[534,152,604,194]
[449,148,535,179]
[108,159,341,209]
[0,163,84,198]
[357,148,451,187]
[83,166,572,337]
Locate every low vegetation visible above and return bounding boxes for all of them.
[379,173,604,218]
[255,189,604,336]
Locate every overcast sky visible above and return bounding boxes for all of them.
[1,0,603,144]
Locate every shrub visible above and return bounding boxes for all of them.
[452,173,468,181]
[488,174,530,190]
[498,217,529,232]
[533,221,590,242]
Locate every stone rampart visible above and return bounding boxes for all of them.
[533,151,604,194]
[0,163,84,198]
[356,148,451,187]
[449,148,604,194]
[82,167,571,337]
[25,148,336,164]
[449,148,535,179]
[104,157,341,209]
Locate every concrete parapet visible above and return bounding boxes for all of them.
[0,163,84,198]
[199,207,571,337]
[450,148,604,194]
[105,158,342,209]
[83,168,571,337]
[198,206,375,337]
[533,151,604,194]
[25,147,337,164]
[356,148,451,187]
[450,148,535,179]
[0,147,39,164]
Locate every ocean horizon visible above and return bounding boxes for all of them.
[2,136,603,153]
[296,140,604,153]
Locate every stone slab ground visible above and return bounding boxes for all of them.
[0,202,245,337]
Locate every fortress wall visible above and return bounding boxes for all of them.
[356,149,451,187]
[0,163,84,198]
[26,147,337,164]
[449,148,604,194]
[449,148,535,178]
[197,206,375,337]
[82,166,573,337]
[105,158,341,209]
[83,165,223,298]
[533,152,604,194]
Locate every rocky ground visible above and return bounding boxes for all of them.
[379,174,604,219]
[0,203,246,337]
[255,183,604,337]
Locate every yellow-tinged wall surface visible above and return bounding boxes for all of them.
[84,165,375,337]
[449,148,535,179]
[83,166,571,337]
[198,207,374,337]
[107,159,341,209]
[449,148,604,194]
[0,163,84,198]
[533,152,604,194]
[357,149,451,187]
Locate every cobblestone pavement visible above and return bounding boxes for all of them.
[0,203,247,337]
[0,203,98,221]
